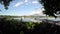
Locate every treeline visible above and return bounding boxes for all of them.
[0,17,60,34]
[0,15,22,18]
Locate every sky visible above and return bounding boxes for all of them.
[0,0,45,16]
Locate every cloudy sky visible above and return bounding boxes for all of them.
[0,0,44,16]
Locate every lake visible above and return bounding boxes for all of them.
[14,17,60,22]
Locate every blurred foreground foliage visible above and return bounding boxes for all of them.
[0,17,60,34]
[0,0,12,10]
[39,0,60,18]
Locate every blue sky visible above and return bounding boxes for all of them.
[0,0,44,16]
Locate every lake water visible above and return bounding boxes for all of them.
[14,18,60,22]
[39,18,60,21]
[14,18,40,22]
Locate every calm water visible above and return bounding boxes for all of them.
[14,18,60,22]
[14,18,39,22]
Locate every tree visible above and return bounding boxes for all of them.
[0,0,12,10]
[39,0,60,18]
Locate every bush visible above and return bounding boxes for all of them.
[0,18,60,34]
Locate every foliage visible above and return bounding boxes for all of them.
[0,18,60,34]
[26,22,35,29]
[39,0,60,18]
[0,0,12,10]
[20,31,24,34]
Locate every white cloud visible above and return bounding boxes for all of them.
[30,8,45,16]
[15,2,23,7]
[32,1,38,4]
[25,0,28,2]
